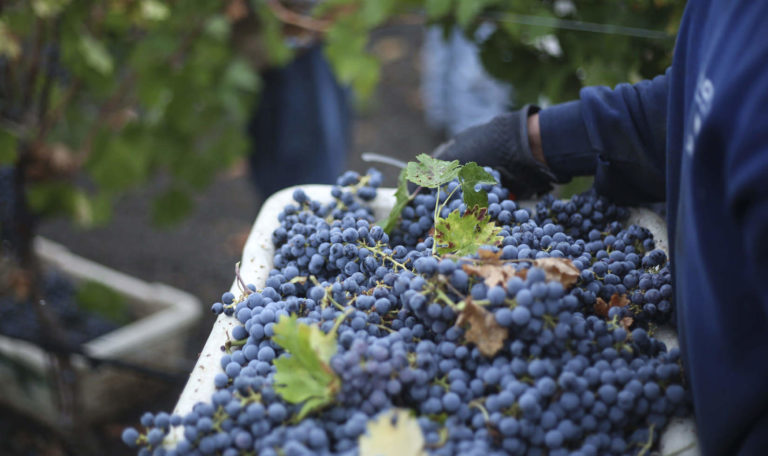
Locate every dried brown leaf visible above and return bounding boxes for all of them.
[456,299,508,357]
[620,317,634,331]
[462,263,518,289]
[609,293,630,308]
[594,293,631,319]
[595,297,609,317]
[476,248,503,264]
[532,258,580,289]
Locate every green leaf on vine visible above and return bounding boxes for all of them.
[273,315,340,421]
[458,162,497,209]
[378,168,410,234]
[425,0,453,19]
[405,153,461,189]
[151,188,193,227]
[435,206,503,256]
[78,33,113,75]
[0,129,18,165]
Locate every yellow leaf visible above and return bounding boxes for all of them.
[359,409,427,456]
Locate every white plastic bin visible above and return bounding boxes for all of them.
[0,237,203,427]
[171,186,699,455]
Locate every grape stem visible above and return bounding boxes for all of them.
[329,307,354,336]
[636,424,655,456]
[374,323,397,334]
[361,241,410,271]
[468,398,490,423]
[235,262,254,295]
[308,275,346,311]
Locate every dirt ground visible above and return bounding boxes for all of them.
[1,24,444,455]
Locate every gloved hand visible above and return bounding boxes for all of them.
[432,105,556,199]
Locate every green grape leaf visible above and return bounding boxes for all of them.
[360,0,396,27]
[140,0,170,22]
[435,206,503,257]
[273,315,340,421]
[151,188,194,227]
[0,20,21,59]
[223,58,260,92]
[32,0,70,19]
[359,408,427,456]
[75,280,131,325]
[78,33,113,75]
[377,168,410,234]
[455,0,500,28]
[405,154,461,189]
[425,0,453,19]
[458,162,497,209]
[255,2,293,66]
[0,129,18,165]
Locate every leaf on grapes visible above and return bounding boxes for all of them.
[359,408,427,456]
[458,162,497,209]
[532,258,580,289]
[620,317,634,331]
[456,299,508,357]
[405,153,461,188]
[609,293,630,308]
[476,248,503,263]
[462,263,518,289]
[435,206,503,257]
[272,315,340,420]
[595,297,609,317]
[594,293,630,317]
[378,168,410,234]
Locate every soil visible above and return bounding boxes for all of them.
[1,24,443,455]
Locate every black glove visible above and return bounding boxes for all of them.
[432,105,556,200]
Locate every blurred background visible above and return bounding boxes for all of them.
[0,1,684,454]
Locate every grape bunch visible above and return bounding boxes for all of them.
[0,166,17,247]
[123,167,689,456]
[0,270,120,346]
[534,190,630,240]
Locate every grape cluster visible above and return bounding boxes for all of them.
[0,166,17,247]
[534,190,630,240]
[124,168,689,455]
[0,270,120,346]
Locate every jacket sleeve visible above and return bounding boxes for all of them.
[538,71,669,204]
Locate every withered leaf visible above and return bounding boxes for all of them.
[594,293,631,318]
[462,263,518,289]
[532,258,580,289]
[595,297,609,317]
[476,248,503,264]
[456,299,508,357]
[608,293,630,308]
[620,317,634,331]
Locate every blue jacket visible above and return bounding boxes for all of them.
[538,1,768,454]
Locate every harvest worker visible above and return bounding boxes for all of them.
[433,1,768,454]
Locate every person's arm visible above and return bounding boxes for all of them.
[432,73,669,203]
[538,72,669,204]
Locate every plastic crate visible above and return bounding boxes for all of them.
[0,237,202,427]
[171,185,699,455]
